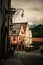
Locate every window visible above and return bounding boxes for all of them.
[12,30,16,34]
[13,36,16,41]
[13,38,16,41]
[21,31,24,34]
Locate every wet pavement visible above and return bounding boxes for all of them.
[2,51,43,65]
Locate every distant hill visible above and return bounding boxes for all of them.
[29,24,43,37]
[29,24,36,30]
[31,24,43,30]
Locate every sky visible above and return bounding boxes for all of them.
[11,0,43,25]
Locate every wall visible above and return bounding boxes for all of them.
[24,24,32,47]
[0,0,11,59]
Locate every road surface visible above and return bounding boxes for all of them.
[2,51,43,65]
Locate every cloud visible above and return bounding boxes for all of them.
[40,19,43,24]
[32,8,43,11]
[11,0,43,10]
[28,7,43,11]
[29,18,43,25]
[14,0,43,2]
[11,0,43,24]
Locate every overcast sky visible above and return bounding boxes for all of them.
[11,0,43,25]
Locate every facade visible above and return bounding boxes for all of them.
[32,38,43,50]
[0,0,11,60]
[24,27,32,48]
[10,22,27,44]
[32,38,43,42]
[10,22,32,50]
[9,22,27,50]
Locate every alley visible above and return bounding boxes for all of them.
[2,51,43,65]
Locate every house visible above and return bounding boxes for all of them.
[9,8,32,51]
[9,22,27,47]
[9,22,32,51]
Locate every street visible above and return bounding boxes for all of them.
[2,51,43,65]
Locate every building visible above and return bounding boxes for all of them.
[10,22,32,51]
[32,38,43,50]
[24,26,32,48]
[9,8,32,51]
[0,0,11,61]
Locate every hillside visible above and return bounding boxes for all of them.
[29,24,43,37]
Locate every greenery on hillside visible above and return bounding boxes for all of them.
[30,24,43,37]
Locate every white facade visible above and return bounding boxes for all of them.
[29,30,32,44]
[24,24,32,47]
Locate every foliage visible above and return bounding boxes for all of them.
[31,24,43,37]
